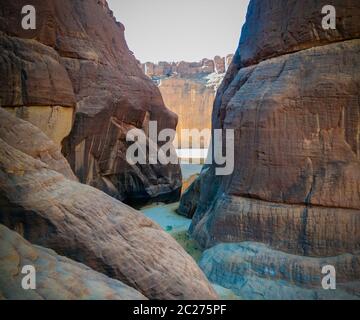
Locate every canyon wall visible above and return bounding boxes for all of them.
[0,0,181,204]
[180,0,360,298]
[142,56,233,148]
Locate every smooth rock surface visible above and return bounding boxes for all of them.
[0,224,147,300]
[3,106,73,146]
[0,108,76,180]
[0,112,217,300]
[157,77,214,148]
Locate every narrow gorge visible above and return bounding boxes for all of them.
[0,0,359,301]
[142,55,233,148]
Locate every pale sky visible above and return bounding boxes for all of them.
[107,0,250,63]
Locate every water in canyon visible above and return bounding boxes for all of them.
[140,161,240,300]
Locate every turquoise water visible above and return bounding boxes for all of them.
[141,202,190,233]
[140,202,240,300]
[140,163,240,300]
[141,164,203,232]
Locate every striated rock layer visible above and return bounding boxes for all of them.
[0,30,76,146]
[200,242,360,300]
[0,109,217,300]
[0,0,181,204]
[143,56,233,148]
[0,225,147,300]
[180,0,360,297]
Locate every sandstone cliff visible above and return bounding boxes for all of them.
[180,0,360,298]
[142,56,233,148]
[0,0,181,204]
[0,109,217,300]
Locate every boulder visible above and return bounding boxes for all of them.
[0,224,147,300]
[200,242,360,300]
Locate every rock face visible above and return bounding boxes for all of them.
[0,108,76,181]
[237,0,360,68]
[180,0,360,298]
[0,224,147,300]
[178,174,201,218]
[3,106,74,146]
[0,109,217,300]
[200,243,360,300]
[0,30,76,146]
[0,0,181,204]
[143,56,233,148]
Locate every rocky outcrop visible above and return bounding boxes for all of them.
[200,242,360,300]
[0,224,147,300]
[0,0,181,204]
[143,56,233,148]
[180,0,360,298]
[0,109,217,300]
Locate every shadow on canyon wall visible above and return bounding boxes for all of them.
[0,0,360,300]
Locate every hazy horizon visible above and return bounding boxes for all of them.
[107,0,250,63]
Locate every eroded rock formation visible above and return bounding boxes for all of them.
[200,243,360,299]
[180,0,360,298]
[0,0,181,204]
[0,109,217,300]
[0,30,76,146]
[142,56,233,148]
[0,108,76,180]
[0,224,147,300]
